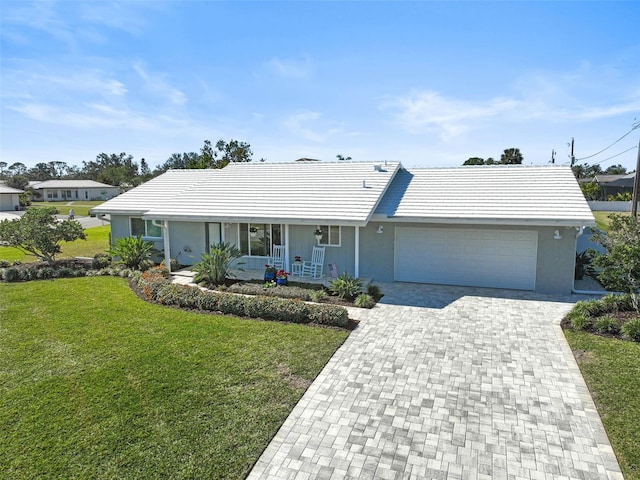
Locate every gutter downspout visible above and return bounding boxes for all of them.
[354,226,360,278]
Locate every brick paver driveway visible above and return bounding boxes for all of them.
[248,283,622,480]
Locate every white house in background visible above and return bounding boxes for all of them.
[0,184,23,211]
[91,162,595,294]
[29,180,119,202]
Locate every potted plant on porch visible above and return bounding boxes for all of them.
[275,269,290,286]
[264,264,277,282]
[314,228,323,241]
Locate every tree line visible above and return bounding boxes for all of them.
[0,139,254,191]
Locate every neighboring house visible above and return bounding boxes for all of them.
[29,180,119,202]
[92,162,595,294]
[0,184,23,211]
[579,173,635,199]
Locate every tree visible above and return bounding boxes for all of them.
[463,157,485,166]
[6,175,28,190]
[580,181,601,200]
[604,164,627,175]
[213,139,253,168]
[140,158,151,177]
[0,162,7,179]
[336,154,352,161]
[500,148,523,165]
[572,162,602,179]
[0,207,86,262]
[590,214,640,311]
[8,162,27,176]
[485,157,496,165]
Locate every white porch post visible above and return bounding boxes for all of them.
[354,226,360,278]
[163,220,171,272]
[284,224,290,271]
[220,223,226,243]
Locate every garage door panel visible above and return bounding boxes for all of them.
[394,227,538,290]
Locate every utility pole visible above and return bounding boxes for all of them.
[632,139,640,217]
[570,138,575,166]
[551,149,556,164]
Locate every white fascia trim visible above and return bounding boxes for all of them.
[368,215,597,228]
[91,208,150,216]
[141,213,369,226]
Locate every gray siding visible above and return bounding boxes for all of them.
[168,221,206,266]
[361,222,577,295]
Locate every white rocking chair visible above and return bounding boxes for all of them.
[270,245,286,270]
[302,246,325,279]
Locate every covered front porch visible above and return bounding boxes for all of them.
[171,267,372,289]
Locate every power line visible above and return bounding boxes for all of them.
[574,123,640,161]
[590,145,638,165]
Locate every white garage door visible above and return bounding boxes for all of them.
[394,227,538,290]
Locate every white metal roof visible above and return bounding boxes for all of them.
[373,165,595,226]
[0,185,24,194]
[92,162,401,225]
[30,179,118,189]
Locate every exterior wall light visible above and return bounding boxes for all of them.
[554,230,562,240]
[377,225,384,234]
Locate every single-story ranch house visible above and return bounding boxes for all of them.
[0,184,23,211]
[29,180,119,201]
[91,162,595,294]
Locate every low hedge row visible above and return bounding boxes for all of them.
[138,269,350,328]
[565,293,640,342]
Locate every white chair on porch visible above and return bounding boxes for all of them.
[270,245,286,270]
[302,246,325,279]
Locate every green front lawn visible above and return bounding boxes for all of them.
[29,200,105,217]
[592,211,630,232]
[564,331,640,479]
[0,225,110,263]
[0,277,349,479]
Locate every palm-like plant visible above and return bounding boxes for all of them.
[193,242,244,286]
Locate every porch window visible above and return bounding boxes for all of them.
[130,217,162,238]
[239,223,282,256]
[317,225,341,246]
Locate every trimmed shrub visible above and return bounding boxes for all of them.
[227,283,312,301]
[36,267,55,279]
[621,318,640,342]
[0,260,10,268]
[196,290,220,311]
[366,284,381,298]
[137,267,171,300]
[329,273,362,300]
[309,289,327,303]
[307,304,349,327]
[566,300,603,321]
[570,315,593,331]
[594,316,620,335]
[57,267,74,278]
[354,293,376,309]
[2,267,19,282]
[92,253,112,269]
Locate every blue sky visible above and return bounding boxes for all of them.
[1,1,639,171]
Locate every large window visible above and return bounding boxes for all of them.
[239,223,282,256]
[317,225,341,246]
[130,218,162,238]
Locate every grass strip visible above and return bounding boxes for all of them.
[564,330,640,479]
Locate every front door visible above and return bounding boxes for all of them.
[206,223,221,251]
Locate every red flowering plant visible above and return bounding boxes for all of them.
[276,269,289,279]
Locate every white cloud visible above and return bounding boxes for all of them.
[382,90,521,139]
[133,63,187,106]
[266,56,313,79]
[282,110,348,143]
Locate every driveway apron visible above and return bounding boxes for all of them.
[248,283,623,480]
